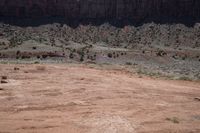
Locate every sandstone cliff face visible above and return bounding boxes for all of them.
[0,0,200,22]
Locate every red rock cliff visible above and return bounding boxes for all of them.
[0,0,200,21]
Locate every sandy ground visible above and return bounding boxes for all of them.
[0,64,200,133]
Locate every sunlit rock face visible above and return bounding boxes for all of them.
[0,0,200,21]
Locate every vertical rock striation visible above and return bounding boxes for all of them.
[0,0,199,22]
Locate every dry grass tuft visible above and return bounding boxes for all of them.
[36,66,46,71]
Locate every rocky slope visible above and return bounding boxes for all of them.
[0,23,200,80]
[0,0,200,23]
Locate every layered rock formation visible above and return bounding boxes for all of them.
[0,0,200,22]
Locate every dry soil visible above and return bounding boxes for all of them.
[0,64,200,133]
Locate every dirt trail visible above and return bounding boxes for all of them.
[0,64,199,133]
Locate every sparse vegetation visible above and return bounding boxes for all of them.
[178,76,192,81]
[166,117,180,124]
[80,55,84,62]
[69,53,74,59]
[107,53,112,58]
[34,61,40,64]
[36,66,46,71]
[0,23,199,80]
[42,55,48,59]
[156,50,167,57]
[16,50,20,55]
[9,36,23,47]
[125,62,132,65]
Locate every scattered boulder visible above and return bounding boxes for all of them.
[14,67,20,70]
[1,80,8,84]
[194,97,200,101]
[1,76,7,80]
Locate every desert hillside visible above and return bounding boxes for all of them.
[0,1,200,133]
[0,23,200,80]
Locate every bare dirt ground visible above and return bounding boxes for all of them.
[0,64,200,133]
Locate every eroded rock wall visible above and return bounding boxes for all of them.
[0,0,200,21]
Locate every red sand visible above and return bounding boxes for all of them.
[0,64,199,133]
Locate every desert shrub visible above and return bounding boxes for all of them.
[42,55,48,59]
[156,50,167,57]
[21,55,30,59]
[125,62,132,65]
[80,55,84,62]
[34,61,40,64]
[0,42,5,46]
[107,53,112,58]
[69,53,74,59]
[166,117,180,124]
[16,50,20,55]
[182,56,186,60]
[50,38,55,46]
[172,54,178,59]
[9,36,23,47]
[178,76,191,81]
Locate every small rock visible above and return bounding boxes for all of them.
[1,76,7,80]
[194,97,200,101]
[14,67,20,70]
[1,80,8,84]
